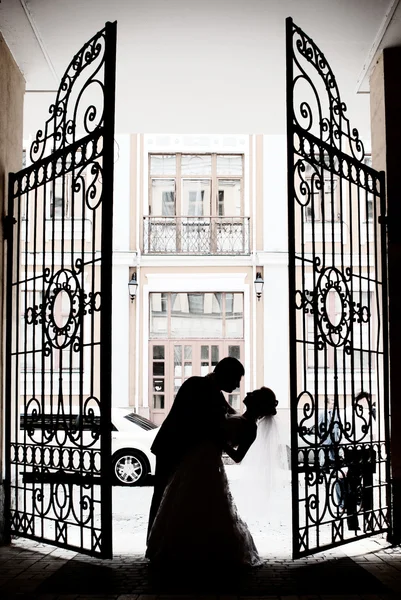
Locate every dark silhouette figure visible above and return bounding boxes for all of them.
[343,391,377,531]
[146,356,244,541]
[146,384,278,565]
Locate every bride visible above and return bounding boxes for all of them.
[145,386,278,566]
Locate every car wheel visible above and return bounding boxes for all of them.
[112,451,148,486]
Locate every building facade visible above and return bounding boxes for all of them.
[112,133,290,430]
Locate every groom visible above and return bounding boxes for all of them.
[146,356,245,540]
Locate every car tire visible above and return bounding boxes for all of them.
[112,450,148,486]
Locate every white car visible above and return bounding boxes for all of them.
[111,408,159,486]
[20,407,159,487]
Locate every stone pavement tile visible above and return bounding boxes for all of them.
[237,597,281,600]
[74,597,117,600]
[157,596,206,600]
[318,597,363,600]
[74,596,119,599]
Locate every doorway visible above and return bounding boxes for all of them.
[149,340,244,425]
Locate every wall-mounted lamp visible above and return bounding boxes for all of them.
[254,272,264,301]
[128,273,138,303]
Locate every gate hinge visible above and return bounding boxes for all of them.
[3,215,16,241]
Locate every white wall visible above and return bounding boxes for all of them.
[261,134,290,446]
[112,134,132,408]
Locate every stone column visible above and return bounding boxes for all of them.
[370,47,401,544]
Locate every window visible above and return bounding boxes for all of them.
[46,151,89,222]
[152,344,166,410]
[218,190,224,216]
[302,155,339,223]
[187,190,205,217]
[162,191,175,216]
[150,179,175,216]
[217,180,241,217]
[150,292,244,339]
[49,178,70,219]
[188,293,204,314]
[149,153,244,219]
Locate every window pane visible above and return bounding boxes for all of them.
[153,345,165,359]
[228,345,240,360]
[174,345,182,377]
[201,345,209,360]
[184,345,192,360]
[201,361,209,376]
[153,378,164,392]
[188,293,204,314]
[225,293,243,338]
[150,293,168,338]
[151,179,175,216]
[182,180,211,216]
[367,193,374,221]
[174,345,182,362]
[50,176,70,219]
[218,179,241,217]
[150,155,176,176]
[226,292,234,314]
[171,292,223,338]
[153,362,165,376]
[174,378,182,395]
[217,155,243,176]
[153,395,164,409]
[211,345,219,366]
[181,155,211,176]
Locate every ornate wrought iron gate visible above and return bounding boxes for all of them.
[286,18,391,558]
[5,22,116,558]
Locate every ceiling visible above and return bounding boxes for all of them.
[1,0,400,139]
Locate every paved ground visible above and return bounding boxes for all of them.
[112,466,292,555]
[1,467,401,599]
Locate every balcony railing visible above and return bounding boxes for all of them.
[143,216,251,255]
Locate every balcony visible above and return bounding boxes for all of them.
[143,216,251,255]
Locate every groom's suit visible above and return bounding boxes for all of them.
[147,373,234,540]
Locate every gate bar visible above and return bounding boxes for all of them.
[285,16,301,559]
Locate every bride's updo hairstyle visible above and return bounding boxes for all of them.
[244,387,278,419]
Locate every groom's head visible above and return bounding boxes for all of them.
[213,357,245,393]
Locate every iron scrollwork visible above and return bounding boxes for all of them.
[287,17,390,557]
[291,21,364,161]
[30,28,108,163]
[6,23,116,558]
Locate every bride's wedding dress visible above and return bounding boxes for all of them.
[146,418,261,566]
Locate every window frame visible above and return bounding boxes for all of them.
[149,153,244,219]
[149,291,244,339]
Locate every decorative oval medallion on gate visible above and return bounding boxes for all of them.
[44,268,81,349]
[315,266,351,347]
[52,289,72,329]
